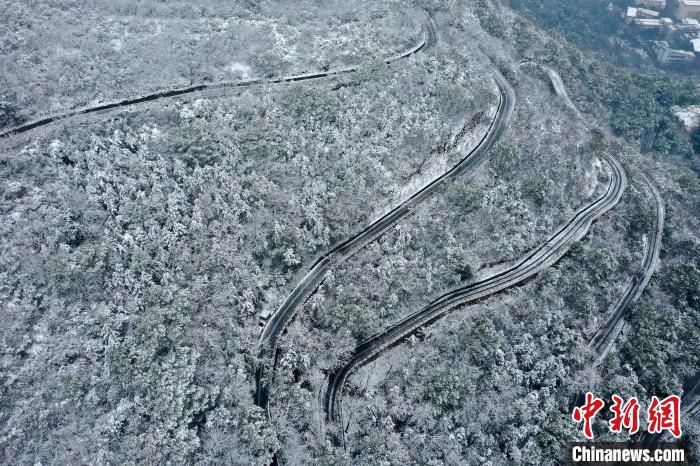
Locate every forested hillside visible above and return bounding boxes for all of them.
[0,0,698,464]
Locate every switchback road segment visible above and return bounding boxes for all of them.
[589,170,664,365]
[255,64,515,415]
[323,151,627,444]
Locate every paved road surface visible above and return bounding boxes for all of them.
[589,170,664,365]
[323,151,627,444]
[0,18,435,141]
[532,62,665,366]
[255,63,514,414]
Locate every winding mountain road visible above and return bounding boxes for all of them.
[519,60,580,117]
[539,64,580,116]
[530,63,695,450]
[0,17,435,141]
[324,151,627,442]
[255,64,515,413]
[533,62,666,365]
[589,170,664,365]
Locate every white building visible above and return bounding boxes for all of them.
[635,0,667,9]
[635,18,665,28]
[665,17,700,39]
[692,37,700,53]
[675,0,700,19]
[654,40,697,62]
[679,17,700,28]
[638,7,661,17]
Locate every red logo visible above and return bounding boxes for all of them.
[572,392,605,439]
[609,395,640,435]
[647,395,682,438]
[572,393,682,439]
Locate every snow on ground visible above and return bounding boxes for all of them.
[672,104,700,132]
[369,99,499,224]
[228,62,251,77]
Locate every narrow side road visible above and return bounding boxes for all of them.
[539,64,580,117]
[0,17,435,141]
[532,63,693,451]
[533,62,666,365]
[518,60,580,117]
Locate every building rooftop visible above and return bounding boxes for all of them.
[638,8,661,16]
[692,38,700,52]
